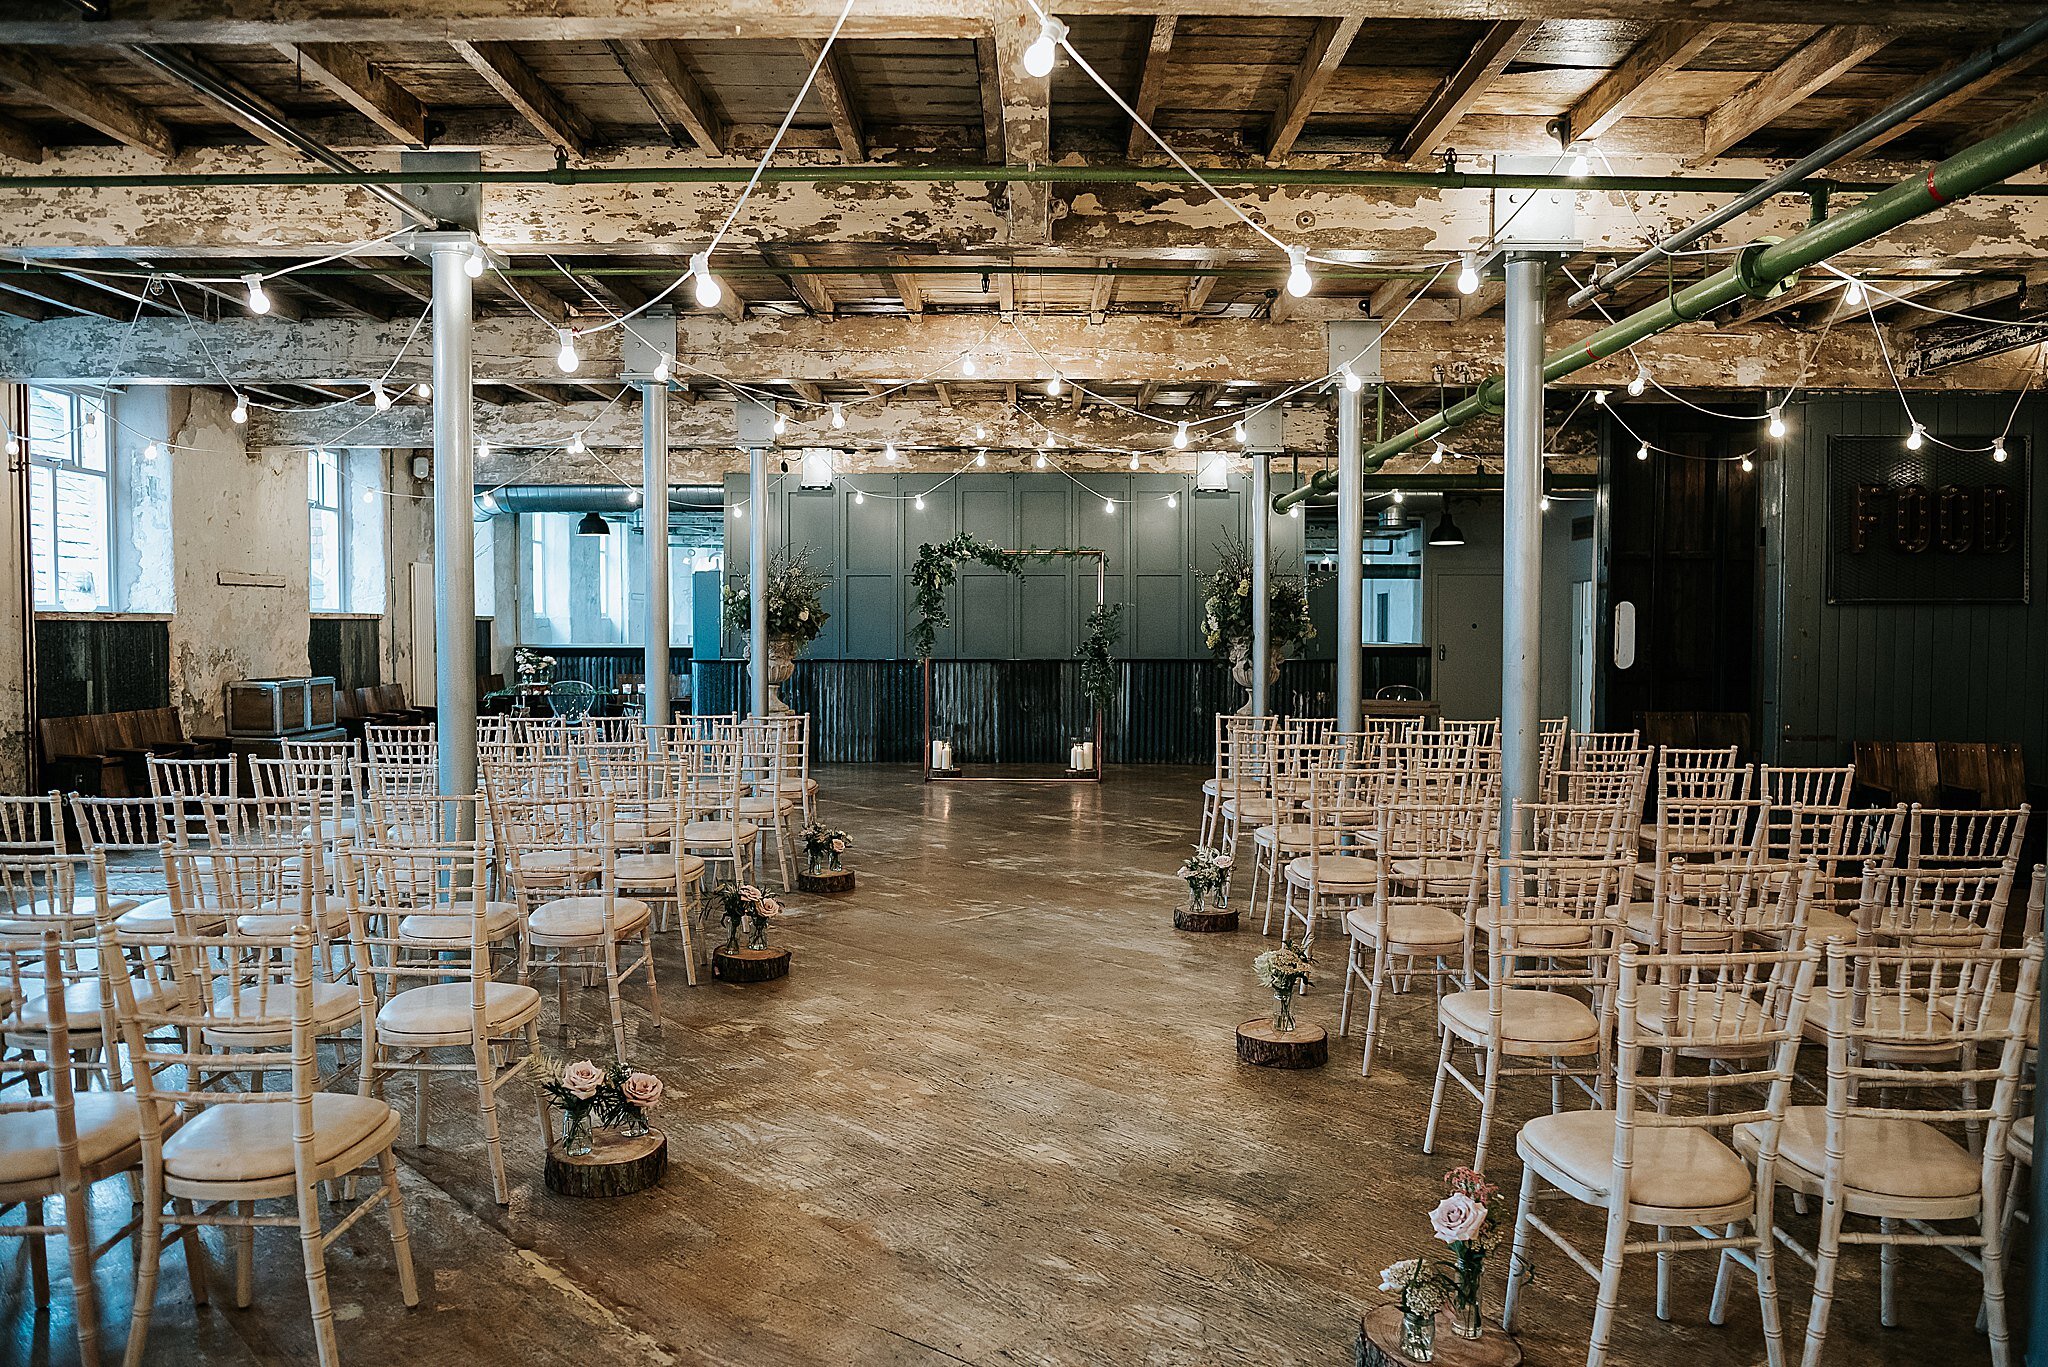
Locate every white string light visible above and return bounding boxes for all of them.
[242,273,271,315]
[1173,421,1190,449]
[1456,255,1480,295]
[1023,13,1066,76]
[1045,371,1063,396]
[1906,421,1925,450]
[830,403,846,429]
[1627,366,1647,397]
[231,395,249,425]
[555,328,580,374]
[143,441,162,462]
[371,380,393,412]
[464,243,486,278]
[690,251,723,309]
[1766,408,1787,440]
[772,410,788,436]
[1285,246,1313,298]
[415,381,432,398]
[1340,363,1362,393]
[1994,437,2010,462]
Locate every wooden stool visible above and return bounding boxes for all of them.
[545,1129,668,1198]
[713,944,792,982]
[1236,1017,1328,1068]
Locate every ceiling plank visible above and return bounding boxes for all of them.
[1560,23,1725,145]
[486,268,571,326]
[1395,20,1540,163]
[973,36,1004,164]
[1697,25,1893,162]
[934,381,954,411]
[1823,43,2048,164]
[0,274,128,320]
[122,45,307,153]
[451,39,591,155]
[278,41,428,145]
[1134,380,1159,411]
[0,291,49,322]
[276,272,402,321]
[1729,276,1837,326]
[0,47,175,158]
[1180,273,1217,325]
[1126,15,1177,161]
[1264,16,1362,162]
[797,38,865,161]
[891,256,925,315]
[783,252,836,316]
[609,39,723,154]
[1368,277,1419,318]
[0,111,44,164]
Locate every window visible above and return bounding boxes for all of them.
[26,387,112,611]
[308,446,343,610]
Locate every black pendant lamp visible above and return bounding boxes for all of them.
[576,511,610,536]
[1427,508,1465,547]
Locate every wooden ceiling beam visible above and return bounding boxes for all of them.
[451,39,591,156]
[797,38,865,162]
[782,252,836,316]
[485,269,573,327]
[609,39,724,155]
[1697,25,1893,162]
[1264,15,1361,162]
[0,274,129,320]
[1824,44,2048,165]
[973,36,1005,163]
[891,257,925,315]
[275,272,402,320]
[1088,259,1116,319]
[122,45,309,154]
[1126,15,1177,161]
[0,47,175,157]
[1559,23,1725,145]
[1368,277,1419,318]
[278,41,428,145]
[1395,20,1540,163]
[1181,273,1218,325]
[0,111,44,165]
[991,0,1051,246]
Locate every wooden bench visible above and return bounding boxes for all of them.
[39,707,228,797]
[1853,740,2027,808]
[1640,710,1755,760]
[337,684,433,739]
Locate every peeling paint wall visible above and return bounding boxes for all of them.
[0,384,27,792]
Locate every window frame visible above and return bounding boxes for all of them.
[25,385,114,614]
[308,445,346,612]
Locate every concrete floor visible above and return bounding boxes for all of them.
[3,764,2022,1365]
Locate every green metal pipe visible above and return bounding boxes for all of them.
[3,161,2048,197]
[1275,100,2048,511]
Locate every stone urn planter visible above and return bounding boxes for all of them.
[763,633,800,714]
[1228,641,1285,715]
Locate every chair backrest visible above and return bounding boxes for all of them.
[1485,854,1627,991]
[1555,763,1649,817]
[1760,764,1855,810]
[66,793,163,856]
[1855,861,2017,950]
[1571,730,1643,761]
[0,793,63,854]
[1441,718,1500,748]
[341,840,496,1018]
[1808,803,1907,918]
[358,791,488,854]
[1908,805,2030,871]
[1655,745,1748,803]
[0,929,105,1182]
[1516,799,1635,860]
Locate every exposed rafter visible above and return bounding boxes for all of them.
[451,39,591,156]
[1395,20,1540,163]
[782,251,836,316]
[891,257,925,315]
[609,39,725,155]
[1181,274,1218,325]
[1264,16,1362,162]
[0,47,175,157]
[1697,25,1893,162]
[797,37,865,162]
[1560,23,1725,145]
[1127,15,1177,161]
[278,41,428,145]
[0,111,44,164]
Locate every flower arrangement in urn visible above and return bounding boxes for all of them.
[721,544,831,646]
[1253,936,1313,1033]
[1176,845,1232,911]
[711,880,783,951]
[1376,1166,1511,1359]
[798,822,851,874]
[513,645,557,684]
[540,1057,666,1155]
[1198,535,1321,657]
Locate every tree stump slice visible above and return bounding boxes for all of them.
[1174,904,1239,932]
[797,869,856,896]
[713,945,792,982]
[1235,1017,1328,1068]
[544,1129,667,1198]
[1355,1306,1521,1367]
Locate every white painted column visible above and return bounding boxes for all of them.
[1244,407,1284,719]
[733,398,777,718]
[1500,253,1547,866]
[1326,322,1381,734]
[624,310,676,729]
[427,233,477,833]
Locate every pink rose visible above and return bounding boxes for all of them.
[620,1071,663,1111]
[739,884,762,903]
[1431,1192,1488,1244]
[758,898,781,917]
[830,838,845,852]
[560,1059,604,1101]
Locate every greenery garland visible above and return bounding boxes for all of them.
[1075,603,1123,710]
[910,533,1070,657]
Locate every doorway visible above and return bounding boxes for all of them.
[1431,572,1504,720]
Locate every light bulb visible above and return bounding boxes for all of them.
[1340,363,1361,393]
[854,489,865,504]
[1456,255,1480,295]
[974,424,987,440]
[1627,368,1647,397]
[1128,453,1139,470]
[231,395,249,425]
[884,441,897,461]
[2,433,16,457]
[1166,492,1178,509]
[567,432,586,455]
[1045,371,1063,397]
[1103,497,1115,515]
[1430,442,1446,464]
[1041,434,1053,449]
[464,244,485,278]
[1636,442,1649,461]
[1906,422,1924,451]
[1593,389,1608,406]
[1023,15,1064,78]
[626,489,641,506]
[961,355,977,376]
[772,411,787,436]
[242,273,271,315]
[691,252,722,308]
[1173,421,1189,449]
[1740,456,1754,473]
[362,488,376,504]
[1767,409,1786,439]
[1540,495,1552,512]
[415,381,432,398]
[731,503,743,519]
[914,494,925,510]
[1234,420,1248,443]
[83,409,98,431]
[372,381,392,411]
[1994,438,2009,462]
[830,403,846,429]
[477,441,491,461]
[143,441,161,462]
[653,354,671,383]
[555,328,580,373]
[1288,505,1299,519]
[1569,148,1590,178]
[1285,245,1312,298]
[1035,452,1048,469]
[1842,277,1865,307]
[1392,488,1404,504]
[975,450,987,466]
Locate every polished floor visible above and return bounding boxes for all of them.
[4,765,2022,1365]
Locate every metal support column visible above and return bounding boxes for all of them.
[1335,385,1364,732]
[747,445,768,718]
[640,385,671,728]
[1250,449,1271,718]
[427,234,477,833]
[1499,254,1547,866]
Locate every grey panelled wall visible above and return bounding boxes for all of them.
[724,470,1307,660]
[1762,394,2047,773]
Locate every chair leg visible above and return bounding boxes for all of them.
[640,931,663,1033]
[604,938,629,1062]
[1799,1191,1849,1367]
[1878,1219,1896,1327]
[1422,1028,1455,1155]
[1586,1194,1632,1367]
[1501,1161,1540,1331]
[60,1179,102,1367]
[475,1035,511,1207]
[172,1197,209,1308]
[1360,944,1388,1079]
[27,1195,49,1304]
[378,1148,421,1309]
[234,1201,255,1308]
[1982,1204,2012,1367]
[1709,1221,1738,1326]
[1338,936,1358,1038]
[124,1178,165,1367]
[678,884,700,988]
[294,1187,340,1367]
[1754,1186,1788,1367]
[1474,1047,1502,1172]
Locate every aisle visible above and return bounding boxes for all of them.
[36,766,1982,1367]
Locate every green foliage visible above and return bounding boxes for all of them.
[1075,603,1123,710]
[1197,535,1322,657]
[723,544,832,644]
[909,533,1075,658]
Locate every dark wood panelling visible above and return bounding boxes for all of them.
[308,617,382,691]
[34,619,170,718]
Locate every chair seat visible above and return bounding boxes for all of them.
[1803,991,1962,1051]
[1285,855,1378,887]
[611,816,675,844]
[514,851,602,878]
[1805,908,1859,943]
[1440,987,1601,1051]
[14,975,178,1035]
[1637,990,1770,1046]
[397,901,520,947]
[1621,901,1737,951]
[1736,1107,1980,1206]
[682,819,759,847]
[161,1094,397,1185]
[2,892,140,931]
[527,895,652,943]
[734,796,794,819]
[615,852,707,886]
[1254,822,1339,851]
[1973,988,2039,1038]
[1520,1109,1754,1212]
[1637,823,1733,854]
[1201,778,1221,797]
[235,893,347,937]
[0,1093,166,1186]
[376,980,542,1044]
[202,979,360,1045]
[1222,797,1280,822]
[1389,855,1480,887]
[1476,910,1595,950]
[1345,902,1465,952]
[116,896,226,937]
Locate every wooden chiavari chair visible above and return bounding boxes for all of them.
[145,756,238,848]
[735,718,799,890]
[102,916,420,1367]
[1425,854,1626,1169]
[0,794,110,929]
[675,732,757,890]
[1802,804,1908,945]
[1275,757,1374,943]
[584,746,705,983]
[1571,729,1643,761]
[1519,799,1637,861]
[1248,739,1343,933]
[67,794,183,937]
[1759,764,1855,812]
[1538,718,1569,798]
[353,793,520,959]
[1200,714,1265,850]
[1218,719,1284,874]
[1503,944,1819,1367]
[1442,717,1500,748]
[1908,804,2030,872]
[1627,798,1766,951]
